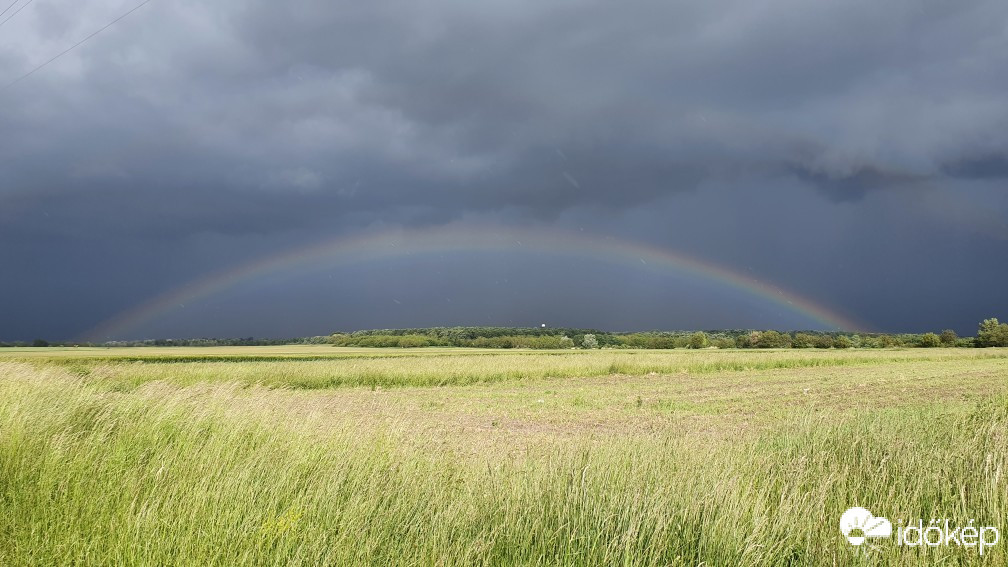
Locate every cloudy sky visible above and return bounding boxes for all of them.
[2,0,1007,341]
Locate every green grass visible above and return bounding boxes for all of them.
[5,345,1007,389]
[1,348,1006,565]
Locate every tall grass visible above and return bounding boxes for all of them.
[1,357,1005,565]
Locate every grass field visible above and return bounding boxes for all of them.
[1,346,1006,565]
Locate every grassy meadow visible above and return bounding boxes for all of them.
[1,346,1006,565]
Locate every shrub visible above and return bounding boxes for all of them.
[939,329,958,346]
[833,335,852,349]
[876,334,900,348]
[687,332,709,349]
[917,333,941,348]
[755,330,791,348]
[711,337,736,349]
[582,334,599,349]
[395,335,431,348]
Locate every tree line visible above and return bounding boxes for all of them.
[8,318,1008,349]
[326,319,1008,349]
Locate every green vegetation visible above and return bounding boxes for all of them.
[940,329,959,346]
[5,346,1006,389]
[1,347,1006,565]
[7,318,1007,351]
[323,321,1004,350]
[977,318,1008,347]
[918,332,942,348]
[688,331,709,349]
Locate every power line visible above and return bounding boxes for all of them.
[0,0,22,19]
[2,0,153,92]
[0,0,35,29]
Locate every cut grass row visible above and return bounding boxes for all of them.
[4,347,1003,389]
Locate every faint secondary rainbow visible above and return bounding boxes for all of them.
[84,225,867,340]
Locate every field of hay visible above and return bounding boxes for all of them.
[1,346,1006,565]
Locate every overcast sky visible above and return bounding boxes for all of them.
[2,0,1007,341]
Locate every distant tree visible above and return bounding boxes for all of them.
[876,334,900,348]
[734,332,758,349]
[688,332,709,349]
[559,335,575,349]
[939,329,958,347]
[650,335,677,349]
[918,332,941,348]
[31,339,49,347]
[833,335,852,349]
[977,318,1008,347]
[792,333,814,349]
[814,335,834,349]
[858,335,879,348]
[711,337,736,349]
[978,318,999,337]
[582,334,599,349]
[755,330,791,348]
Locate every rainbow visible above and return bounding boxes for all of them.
[83,225,867,340]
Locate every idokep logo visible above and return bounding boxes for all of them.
[840,507,1001,556]
[840,507,892,547]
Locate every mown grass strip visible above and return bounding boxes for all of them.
[11,349,1002,390]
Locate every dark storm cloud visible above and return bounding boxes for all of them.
[942,154,1008,180]
[4,0,1007,227]
[2,0,1007,339]
[785,163,926,203]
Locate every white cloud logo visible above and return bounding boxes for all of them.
[840,507,892,546]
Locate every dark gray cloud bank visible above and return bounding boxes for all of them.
[2,0,1006,340]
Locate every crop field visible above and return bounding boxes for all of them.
[1,346,1006,565]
